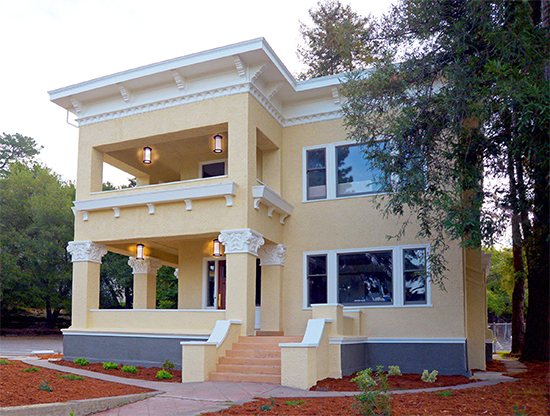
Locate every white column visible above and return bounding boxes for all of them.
[128,257,163,309]
[258,244,287,331]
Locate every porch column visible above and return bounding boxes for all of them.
[258,244,287,332]
[67,241,108,329]
[219,229,264,335]
[128,257,162,309]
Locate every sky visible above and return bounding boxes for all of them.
[1,0,395,184]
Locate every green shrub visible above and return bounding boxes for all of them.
[122,365,139,373]
[435,389,453,397]
[162,360,175,371]
[260,398,275,412]
[0,359,14,365]
[155,369,173,379]
[388,365,402,376]
[74,358,89,366]
[22,367,40,372]
[352,367,392,416]
[59,374,85,380]
[421,369,438,383]
[102,361,119,370]
[285,400,304,406]
[39,379,53,392]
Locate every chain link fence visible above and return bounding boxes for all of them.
[489,322,512,352]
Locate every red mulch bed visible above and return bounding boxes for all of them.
[202,362,549,415]
[55,359,182,382]
[0,359,153,407]
[311,372,478,392]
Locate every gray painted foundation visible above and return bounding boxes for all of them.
[340,341,469,377]
[63,333,208,369]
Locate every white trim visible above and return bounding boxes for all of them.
[303,244,431,309]
[205,319,242,347]
[61,331,209,339]
[279,318,332,348]
[252,184,293,224]
[74,181,238,215]
[202,257,226,309]
[89,308,225,312]
[328,337,467,345]
[199,159,228,178]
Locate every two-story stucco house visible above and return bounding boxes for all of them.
[49,38,490,389]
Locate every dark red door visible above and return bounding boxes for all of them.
[218,260,226,309]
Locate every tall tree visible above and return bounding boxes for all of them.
[297,0,375,80]
[0,133,42,174]
[0,162,75,327]
[342,0,549,361]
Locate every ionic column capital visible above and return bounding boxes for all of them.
[67,241,108,264]
[218,228,265,256]
[128,257,163,275]
[258,244,287,266]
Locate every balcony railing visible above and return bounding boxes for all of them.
[73,181,238,221]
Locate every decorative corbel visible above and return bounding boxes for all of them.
[117,83,132,103]
[233,55,246,77]
[172,70,185,90]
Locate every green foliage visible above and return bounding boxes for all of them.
[162,360,175,371]
[421,370,438,383]
[352,366,392,415]
[435,389,453,397]
[38,379,53,392]
[156,266,178,309]
[486,247,517,321]
[100,252,134,309]
[0,359,14,365]
[59,374,84,380]
[102,361,119,370]
[0,132,42,174]
[22,366,40,372]
[388,366,402,376]
[512,405,527,416]
[74,358,89,366]
[259,398,275,412]
[284,400,304,406]
[0,162,74,328]
[122,365,138,374]
[155,369,173,379]
[297,0,375,79]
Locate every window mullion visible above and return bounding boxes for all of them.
[394,248,404,306]
[328,251,338,303]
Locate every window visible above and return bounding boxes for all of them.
[338,251,393,305]
[304,142,383,201]
[403,248,427,304]
[307,255,327,306]
[199,159,227,178]
[306,149,326,200]
[303,245,430,308]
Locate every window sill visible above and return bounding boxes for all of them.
[302,304,433,311]
[302,191,389,204]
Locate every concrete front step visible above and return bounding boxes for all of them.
[226,349,281,358]
[237,336,302,344]
[219,356,281,366]
[209,371,281,384]
[216,364,281,375]
[232,342,282,350]
[255,330,285,336]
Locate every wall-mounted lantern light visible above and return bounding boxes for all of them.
[136,243,145,260]
[213,239,222,257]
[143,147,152,164]
[213,134,223,154]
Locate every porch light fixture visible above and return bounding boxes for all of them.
[136,243,145,260]
[213,134,223,154]
[213,239,222,257]
[143,147,152,164]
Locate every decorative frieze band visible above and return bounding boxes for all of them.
[258,244,287,266]
[127,257,163,275]
[218,228,265,256]
[67,241,108,264]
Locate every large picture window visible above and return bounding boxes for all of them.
[338,251,393,305]
[303,245,430,308]
[304,142,383,201]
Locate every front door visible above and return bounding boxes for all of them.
[217,260,226,309]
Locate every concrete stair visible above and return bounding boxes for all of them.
[209,335,302,383]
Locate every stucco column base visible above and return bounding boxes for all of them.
[225,253,257,335]
[133,273,157,309]
[71,261,101,329]
[260,265,283,331]
[181,343,217,382]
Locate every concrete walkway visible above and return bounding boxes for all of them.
[0,335,63,358]
[12,357,517,416]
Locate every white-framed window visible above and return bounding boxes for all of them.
[303,141,384,202]
[199,159,227,179]
[303,245,431,309]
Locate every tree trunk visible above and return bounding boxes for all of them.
[507,147,526,354]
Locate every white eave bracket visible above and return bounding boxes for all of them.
[252,184,293,224]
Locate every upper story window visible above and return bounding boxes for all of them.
[199,159,227,178]
[304,142,383,201]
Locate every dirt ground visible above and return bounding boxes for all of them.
[55,359,182,382]
[0,359,153,407]
[202,362,549,416]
